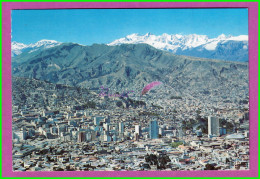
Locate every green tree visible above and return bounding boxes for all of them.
[170,141,183,148]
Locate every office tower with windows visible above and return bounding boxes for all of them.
[149,120,159,139]
[208,116,220,137]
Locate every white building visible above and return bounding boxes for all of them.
[119,122,124,134]
[135,125,141,136]
[13,131,27,141]
[103,123,109,131]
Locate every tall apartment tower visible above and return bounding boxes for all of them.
[135,125,142,136]
[119,122,124,134]
[208,116,220,137]
[149,120,159,139]
[78,131,86,142]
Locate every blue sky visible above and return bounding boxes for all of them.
[12,8,248,45]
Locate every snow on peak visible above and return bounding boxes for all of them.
[145,32,153,36]
[11,42,27,50]
[30,39,61,48]
[11,42,28,56]
[108,33,248,52]
[38,39,58,43]
[12,39,62,57]
[109,33,209,52]
[175,34,183,39]
[227,35,248,41]
[126,33,139,39]
[217,34,227,40]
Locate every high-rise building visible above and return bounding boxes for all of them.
[103,134,111,142]
[178,128,183,138]
[78,131,86,142]
[208,116,220,137]
[159,127,164,136]
[119,122,124,134]
[219,127,227,136]
[135,125,141,136]
[149,120,159,139]
[94,116,104,126]
[103,123,109,131]
[13,130,27,141]
[244,131,249,138]
[105,116,111,124]
[134,132,139,141]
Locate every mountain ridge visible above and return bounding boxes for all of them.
[12,43,248,100]
[11,40,62,57]
[108,33,248,62]
[12,32,248,61]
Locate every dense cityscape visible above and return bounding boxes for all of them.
[12,76,249,171]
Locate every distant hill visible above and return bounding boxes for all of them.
[12,77,146,110]
[12,43,248,99]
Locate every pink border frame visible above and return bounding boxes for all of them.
[2,2,258,177]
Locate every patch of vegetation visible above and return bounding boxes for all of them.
[170,141,183,148]
[74,101,96,110]
[239,99,248,105]
[128,98,146,106]
[170,96,182,100]
[145,154,171,170]
[151,103,163,109]
[116,101,123,107]
[182,119,196,131]
[219,119,234,133]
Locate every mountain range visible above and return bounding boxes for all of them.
[12,42,248,100]
[12,33,248,62]
[108,33,248,62]
[11,40,61,57]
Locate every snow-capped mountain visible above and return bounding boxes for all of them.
[108,33,248,62]
[12,34,248,62]
[11,40,62,57]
